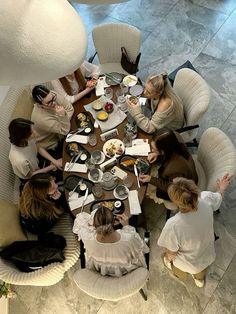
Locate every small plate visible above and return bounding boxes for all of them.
[105,72,124,86]
[88,169,103,183]
[103,139,125,158]
[66,142,90,163]
[123,75,138,87]
[119,155,150,174]
[97,111,109,121]
[130,85,143,96]
[92,98,104,111]
[113,185,129,200]
[76,112,94,135]
[64,175,94,195]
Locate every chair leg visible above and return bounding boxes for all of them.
[80,240,86,269]
[166,209,171,221]
[139,288,147,301]
[214,232,219,241]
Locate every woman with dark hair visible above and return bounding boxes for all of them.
[31,84,74,151]
[8,118,62,180]
[73,206,149,277]
[20,173,65,234]
[139,128,198,200]
[128,73,184,134]
[51,61,100,104]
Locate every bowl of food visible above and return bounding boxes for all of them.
[103,102,114,113]
[97,111,109,121]
[92,99,103,111]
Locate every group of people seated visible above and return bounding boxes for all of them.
[7,61,233,288]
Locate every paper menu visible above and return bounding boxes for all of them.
[128,190,142,215]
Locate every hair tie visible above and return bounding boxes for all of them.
[162,73,168,80]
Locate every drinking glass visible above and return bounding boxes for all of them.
[104,87,113,100]
[88,134,97,146]
[85,158,96,171]
[120,82,129,95]
[115,89,124,100]
[123,175,133,188]
[92,184,104,198]
[117,95,127,111]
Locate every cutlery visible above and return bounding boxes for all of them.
[67,127,85,139]
[134,164,140,188]
[105,73,121,84]
[69,179,83,198]
[66,152,82,171]
[81,188,89,212]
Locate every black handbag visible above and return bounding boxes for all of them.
[121,47,141,74]
[0,233,66,272]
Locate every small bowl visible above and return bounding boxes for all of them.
[129,96,139,105]
[92,99,103,111]
[103,102,114,113]
[97,111,109,121]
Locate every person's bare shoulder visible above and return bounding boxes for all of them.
[157,97,172,112]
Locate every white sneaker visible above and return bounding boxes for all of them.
[163,256,172,270]
[191,275,205,288]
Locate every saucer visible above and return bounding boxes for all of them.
[113,185,129,200]
[88,169,103,183]
[130,85,143,96]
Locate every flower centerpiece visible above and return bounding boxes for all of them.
[0,282,16,298]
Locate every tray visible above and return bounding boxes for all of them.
[66,142,90,163]
[64,175,94,195]
[76,111,94,135]
[118,155,150,174]
[90,198,125,215]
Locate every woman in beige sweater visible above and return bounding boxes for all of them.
[128,73,184,134]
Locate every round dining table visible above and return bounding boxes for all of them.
[63,85,152,217]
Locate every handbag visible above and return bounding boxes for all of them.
[121,47,141,74]
[0,233,66,272]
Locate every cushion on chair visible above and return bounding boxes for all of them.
[73,267,149,301]
[11,89,34,120]
[0,200,27,248]
[192,155,207,191]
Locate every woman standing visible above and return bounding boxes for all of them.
[51,61,100,104]
[20,173,65,234]
[128,73,184,134]
[139,128,198,200]
[158,174,232,287]
[73,206,149,277]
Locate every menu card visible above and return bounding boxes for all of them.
[69,193,95,211]
[128,190,142,215]
[66,134,88,144]
[64,162,87,173]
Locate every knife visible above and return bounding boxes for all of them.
[67,127,85,139]
[81,188,89,212]
[134,164,140,188]
[69,178,83,198]
[66,152,82,171]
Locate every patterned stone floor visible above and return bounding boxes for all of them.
[9,1,236,313]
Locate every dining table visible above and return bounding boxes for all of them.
[63,82,152,218]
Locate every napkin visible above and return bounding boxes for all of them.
[66,134,88,144]
[95,76,110,96]
[128,190,141,215]
[69,193,95,211]
[125,143,150,156]
[64,162,87,173]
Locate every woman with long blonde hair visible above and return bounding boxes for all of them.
[73,206,149,277]
[128,73,184,133]
[20,173,65,234]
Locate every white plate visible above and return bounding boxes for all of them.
[103,139,125,158]
[88,169,103,183]
[113,185,129,200]
[123,75,138,87]
[130,85,143,96]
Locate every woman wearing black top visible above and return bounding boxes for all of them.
[20,173,66,234]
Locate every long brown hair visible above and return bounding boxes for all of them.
[20,173,63,221]
[59,69,86,95]
[93,206,114,237]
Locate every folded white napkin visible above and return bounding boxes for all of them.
[125,143,150,156]
[128,190,141,215]
[96,76,110,96]
[64,162,87,173]
[66,134,88,144]
[69,193,95,211]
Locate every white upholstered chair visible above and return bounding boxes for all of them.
[164,127,236,220]
[92,23,141,74]
[73,267,149,301]
[174,68,210,147]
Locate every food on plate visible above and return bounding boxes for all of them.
[97,111,109,121]
[120,159,136,167]
[105,142,124,157]
[101,201,114,210]
[123,75,137,86]
[103,102,114,113]
[68,143,80,153]
[80,121,89,128]
[77,113,87,121]
[92,99,103,111]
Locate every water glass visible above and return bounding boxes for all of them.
[88,134,97,146]
[117,95,127,111]
[123,175,133,188]
[120,82,129,95]
[92,184,104,198]
[115,89,124,100]
[104,87,113,100]
[85,158,96,171]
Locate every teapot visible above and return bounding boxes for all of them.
[101,171,117,190]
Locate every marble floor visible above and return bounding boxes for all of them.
[9,0,236,313]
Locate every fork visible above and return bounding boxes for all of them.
[67,127,85,139]
[69,178,83,198]
[66,151,82,171]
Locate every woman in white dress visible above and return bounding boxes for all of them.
[158,174,232,287]
[51,61,100,104]
[73,206,149,277]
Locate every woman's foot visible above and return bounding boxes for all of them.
[191,275,205,288]
[163,256,172,270]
